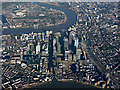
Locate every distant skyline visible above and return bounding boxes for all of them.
[0,0,119,2]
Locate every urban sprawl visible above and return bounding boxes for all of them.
[1,2,120,89]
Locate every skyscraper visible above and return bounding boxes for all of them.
[36,42,40,54]
[74,37,79,48]
[63,38,68,49]
[76,48,82,60]
[57,44,61,54]
[55,36,61,54]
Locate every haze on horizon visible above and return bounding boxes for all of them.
[0,0,119,2]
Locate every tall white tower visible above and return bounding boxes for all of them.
[75,37,79,48]
[36,42,40,54]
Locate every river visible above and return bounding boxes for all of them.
[24,77,100,89]
[2,2,77,35]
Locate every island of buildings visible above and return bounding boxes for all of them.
[2,2,66,29]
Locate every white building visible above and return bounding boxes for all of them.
[36,43,40,54]
[16,12,25,17]
[74,37,79,48]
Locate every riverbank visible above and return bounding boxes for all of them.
[2,2,77,35]
[20,78,102,89]
[2,2,67,31]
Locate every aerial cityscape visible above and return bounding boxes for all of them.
[2,2,66,29]
[0,1,120,89]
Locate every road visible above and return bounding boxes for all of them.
[86,46,120,86]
